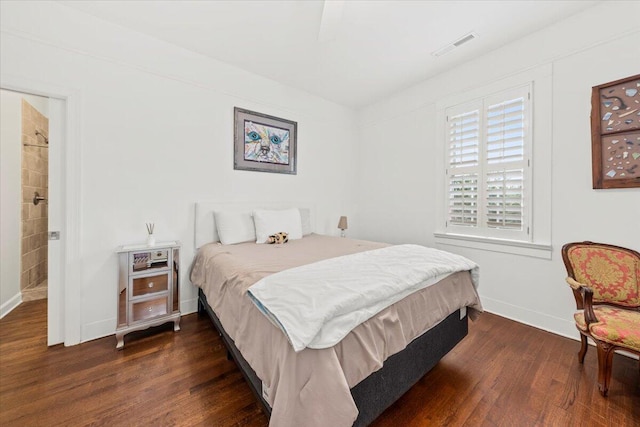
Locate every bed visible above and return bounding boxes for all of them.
[190,202,482,426]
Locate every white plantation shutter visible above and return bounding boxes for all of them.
[448,110,479,168]
[445,85,531,240]
[485,169,524,229]
[485,94,527,231]
[448,173,478,226]
[447,105,480,227]
[486,98,524,164]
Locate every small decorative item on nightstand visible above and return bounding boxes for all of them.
[115,240,181,349]
[146,223,156,246]
[338,216,348,238]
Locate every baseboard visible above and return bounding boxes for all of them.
[0,292,22,319]
[81,317,116,343]
[482,296,639,360]
[72,294,639,363]
[181,297,197,315]
[481,295,582,341]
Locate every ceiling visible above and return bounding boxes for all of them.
[60,1,600,108]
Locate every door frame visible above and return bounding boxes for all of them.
[1,73,82,346]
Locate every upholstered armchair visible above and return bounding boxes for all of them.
[562,241,640,396]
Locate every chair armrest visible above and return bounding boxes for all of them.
[566,277,586,309]
[565,277,583,290]
[578,285,599,326]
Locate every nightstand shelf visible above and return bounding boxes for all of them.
[116,241,181,349]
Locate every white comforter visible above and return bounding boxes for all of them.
[248,244,479,352]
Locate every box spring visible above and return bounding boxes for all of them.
[197,288,467,426]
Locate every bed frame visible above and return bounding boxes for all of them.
[198,289,468,426]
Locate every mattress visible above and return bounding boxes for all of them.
[190,234,482,426]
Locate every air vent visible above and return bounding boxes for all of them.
[432,32,478,57]
[453,33,477,47]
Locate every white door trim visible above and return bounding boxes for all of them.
[0,73,82,346]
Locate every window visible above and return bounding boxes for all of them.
[445,85,531,241]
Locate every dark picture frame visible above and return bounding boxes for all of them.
[590,74,640,189]
[234,107,297,174]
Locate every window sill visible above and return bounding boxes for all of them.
[433,232,552,259]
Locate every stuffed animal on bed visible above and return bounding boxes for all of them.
[267,232,289,244]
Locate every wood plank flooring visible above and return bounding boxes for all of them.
[1,300,638,426]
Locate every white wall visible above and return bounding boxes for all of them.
[25,93,49,118]
[0,90,23,317]
[357,2,640,339]
[1,2,360,342]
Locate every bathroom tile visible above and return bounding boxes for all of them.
[22,252,33,271]
[28,170,38,187]
[21,202,29,220]
[28,203,38,220]
[25,219,35,237]
[23,186,33,203]
[29,234,39,251]
[20,101,50,290]
[38,245,47,261]
[36,218,44,230]
[20,271,29,290]
[21,237,29,255]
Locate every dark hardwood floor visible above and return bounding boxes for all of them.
[1,300,638,426]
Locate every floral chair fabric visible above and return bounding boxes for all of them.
[565,244,640,306]
[587,308,640,352]
[562,241,640,397]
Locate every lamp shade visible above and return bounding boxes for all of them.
[337,216,348,230]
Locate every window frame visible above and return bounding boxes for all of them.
[445,84,533,242]
[434,65,553,260]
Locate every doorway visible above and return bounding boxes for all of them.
[0,88,62,345]
[0,88,49,307]
[20,93,50,301]
[1,74,81,347]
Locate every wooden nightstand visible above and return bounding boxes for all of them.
[115,241,181,349]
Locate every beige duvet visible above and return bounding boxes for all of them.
[190,234,482,427]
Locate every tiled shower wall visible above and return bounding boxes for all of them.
[21,99,48,291]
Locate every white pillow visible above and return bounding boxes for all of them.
[214,211,256,245]
[253,208,303,244]
[299,208,312,236]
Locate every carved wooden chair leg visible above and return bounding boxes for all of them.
[596,341,615,397]
[578,333,588,363]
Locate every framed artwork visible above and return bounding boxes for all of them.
[591,74,640,189]
[234,107,297,174]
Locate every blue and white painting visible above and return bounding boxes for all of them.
[244,120,290,165]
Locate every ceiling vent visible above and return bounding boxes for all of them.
[432,32,478,57]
